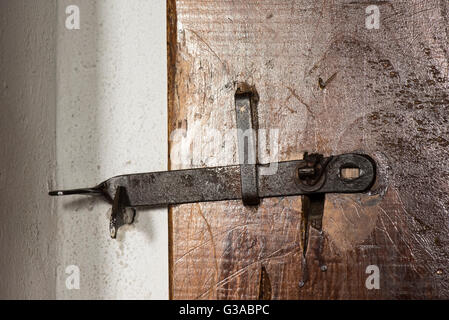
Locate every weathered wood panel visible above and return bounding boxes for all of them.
[168,0,449,299]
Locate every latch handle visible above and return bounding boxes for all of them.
[49,84,377,239]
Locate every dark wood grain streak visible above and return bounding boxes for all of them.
[167,0,177,300]
[168,0,449,299]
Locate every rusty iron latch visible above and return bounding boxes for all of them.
[49,84,376,238]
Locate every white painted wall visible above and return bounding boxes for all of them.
[56,0,168,299]
[0,0,168,299]
[0,1,58,299]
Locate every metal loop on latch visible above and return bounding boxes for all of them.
[235,83,260,205]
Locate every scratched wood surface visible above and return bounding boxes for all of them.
[167,0,449,299]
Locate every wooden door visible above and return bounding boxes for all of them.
[167,0,449,299]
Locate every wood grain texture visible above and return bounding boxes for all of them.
[168,0,449,299]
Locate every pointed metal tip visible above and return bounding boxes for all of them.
[48,190,64,196]
[48,187,102,197]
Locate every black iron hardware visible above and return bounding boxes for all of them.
[49,83,376,238]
